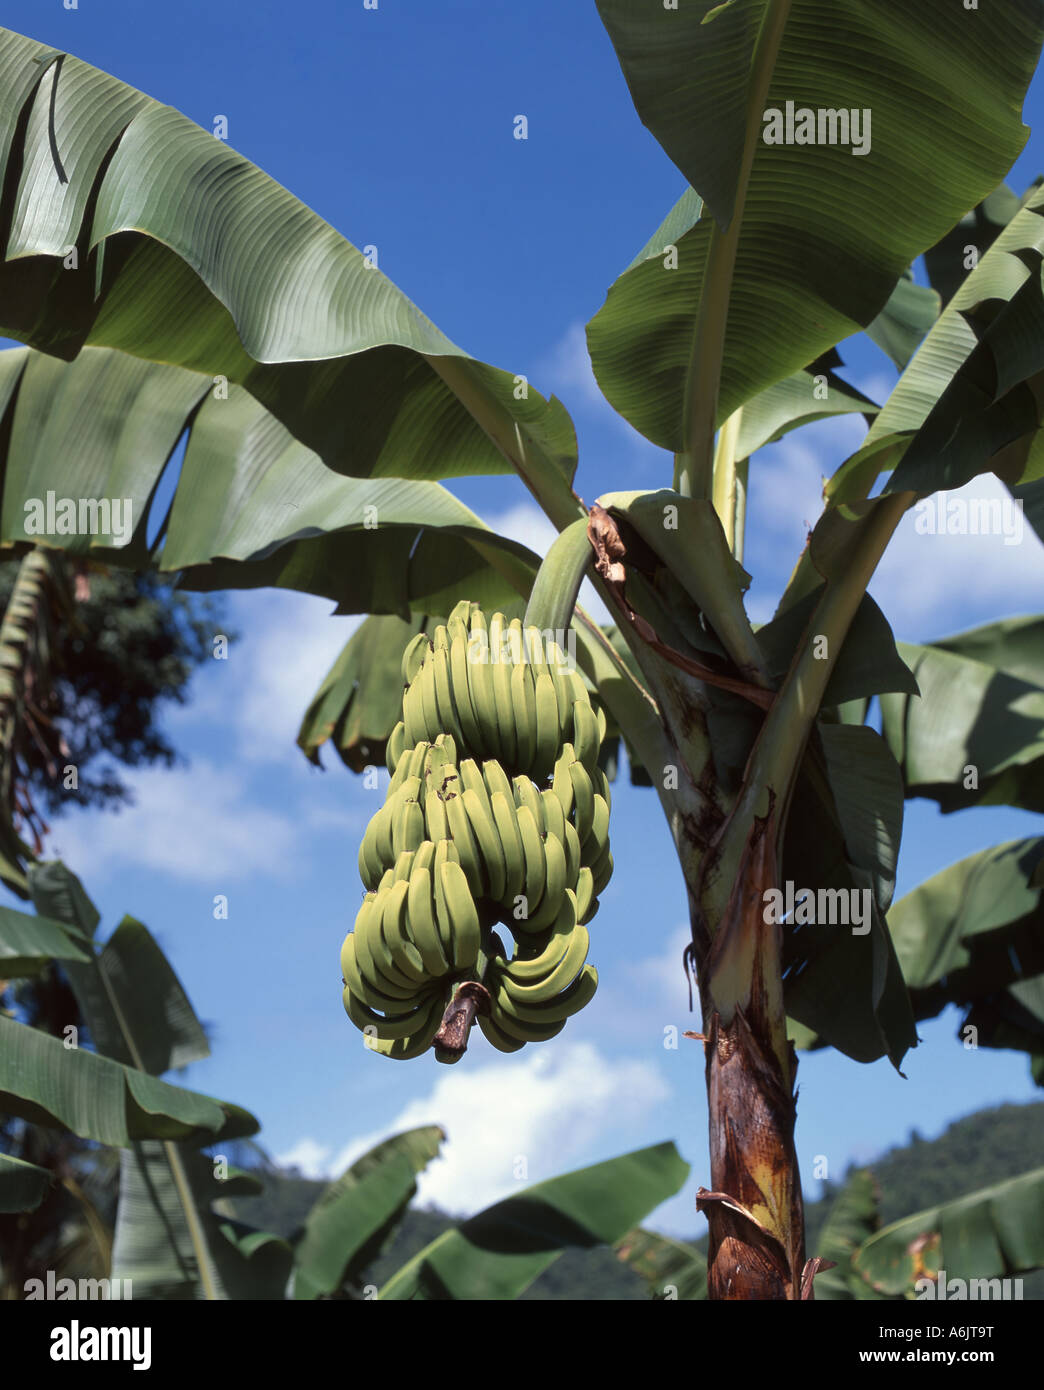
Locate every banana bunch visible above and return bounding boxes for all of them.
[343,601,613,1060]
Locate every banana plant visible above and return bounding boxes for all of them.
[1,862,687,1299]
[0,4,1043,1300]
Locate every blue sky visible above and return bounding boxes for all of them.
[4,0,1044,1237]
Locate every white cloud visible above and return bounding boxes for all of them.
[275,1137,334,1180]
[323,1042,671,1216]
[46,759,303,883]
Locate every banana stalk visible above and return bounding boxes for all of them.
[690,491,914,1299]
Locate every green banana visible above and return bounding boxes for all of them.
[500,924,589,1004]
[385,719,407,774]
[490,790,525,904]
[512,773,544,827]
[571,698,600,775]
[514,802,547,929]
[550,744,575,820]
[460,784,507,904]
[492,963,598,1025]
[568,757,595,843]
[495,891,577,982]
[402,663,428,747]
[432,644,466,751]
[370,991,447,1060]
[343,983,438,1040]
[582,792,611,863]
[401,631,431,687]
[418,659,441,746]
[466,617,499,759]
[574,866,595,924]
[532,671,560,780]
[440,859,482,970]
[478,1010,527,1052]
[542,632,574,731]
[482,758,515,808]
[443,779,487,898]
[510,658,537,773]
[449,627,484,754]
[525,826,568,932]
[486,999,566,1044]
[488,612,517,766]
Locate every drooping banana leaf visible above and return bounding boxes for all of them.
[297,614,428,771]
[878,626,1044,815]
[0,28,580,526]
[965,976,1044,1088]
[587,0,1042,451]
[852,1167,1044,1297]
[888,836,1044,1031]
[291,1125,446,1300]
[27,862,210,1075]
[811,1170,890,1301]
[923,182,1024,305]
[794,838,1044,1082]
[831,182,1044,503]
[380,1141,689,1300]
[733,350,881,463]
[613,1226,708,1301]
[0,348,543,620]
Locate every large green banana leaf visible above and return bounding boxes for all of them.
[888,838,1044,1072]
[0,1152,53,1214]
[111,1144,292,1300]
[879,623,1044,815]
[793,838,1044,1080]
[0,347,541,618]
[27,861,210,1075]
[588,0,1042,450]
[291,1125,446,1300]
[852,1167,1044,1296]
[380,1141,689,1300]
[733,351,880,463]
[923,183,1025,305]
[0,29,579,522]
[0,900,91,976]
[0,1013,249,1147]
[832,182,1044,502]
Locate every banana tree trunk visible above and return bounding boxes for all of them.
[694,807,808,1299]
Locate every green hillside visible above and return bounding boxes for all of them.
[228,1100,1044,1298]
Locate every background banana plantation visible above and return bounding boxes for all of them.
[2,0,1044,1303]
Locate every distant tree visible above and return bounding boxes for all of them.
[0,553,227,1295]
[0,559,223,824]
